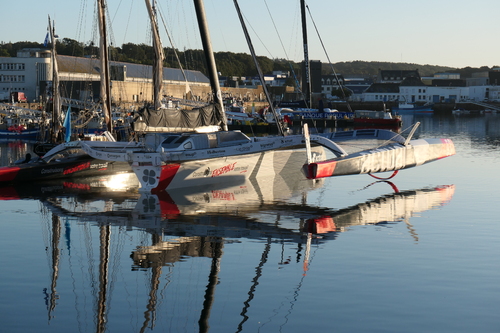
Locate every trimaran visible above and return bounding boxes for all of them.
[0,0,455,192]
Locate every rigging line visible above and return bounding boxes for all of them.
[104,1,117,49]
[120,0,134,46]
[278,238,320,332]
[234,0,285,136]
[305,3,353,113]
[236,237,272,333]
[371,122,420,149]
[262,0,306,101]
[110,0,124,25]
[239,7,274,59]
[157,4,193,97]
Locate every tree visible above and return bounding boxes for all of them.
[57,38,85,57]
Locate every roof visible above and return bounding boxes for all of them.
[364,83,400,93]
[431,79,466,87]
[57,55,209,84]
[400,76,426,86]
[378,69,420,81]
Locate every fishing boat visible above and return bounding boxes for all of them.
[0,104,47,139]
[79,0,455,193]
[353,109,402,127]
[392,102,434,114]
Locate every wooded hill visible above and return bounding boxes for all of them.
[1,40,495,80]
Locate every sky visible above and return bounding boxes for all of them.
[2,0,500,69]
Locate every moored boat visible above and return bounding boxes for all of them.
[0,139,132,184]
[392,103,434,114]
[353,110,402,127]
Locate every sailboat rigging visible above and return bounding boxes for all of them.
[0,0,453,194]
[48,16,62,144]
[97,0,113,135]
[79,0,455,193]
[233,0,285,136]
[300,0,312,108]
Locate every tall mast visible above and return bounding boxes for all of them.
[48,16,61,143]
[145,0,164,110]
[300,0,312,107]
[193,0,227,131]
[97,0,113,133]
[233,0,285,136]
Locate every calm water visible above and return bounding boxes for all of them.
[0,112,499,333]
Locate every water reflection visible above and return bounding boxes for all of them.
[0,171,454,332]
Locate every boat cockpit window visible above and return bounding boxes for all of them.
[43,148,87,163]
[163,135,180,144]
[161,135,191,149]
[175,136,190,144]
[183,141,193,149]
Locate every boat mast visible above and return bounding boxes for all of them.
[47,214,61,321]
[233,0,285,136]
[300,0,312,108]
[145,0,164,110]
[96,225,111,333]
[193,0,227,131]
[48,16,61,143]
[97,0,113,133]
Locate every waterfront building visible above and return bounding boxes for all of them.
[0,48,51,102]
[0,48,212,104]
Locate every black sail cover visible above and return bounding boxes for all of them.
[132,103,223,132]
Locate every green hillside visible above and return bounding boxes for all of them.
[1,40,495,79]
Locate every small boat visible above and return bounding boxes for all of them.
[0,105,47,139]
[392,103,434,114]
[0,139,132,184]
[353,110,402,127]
[278,107,354,120]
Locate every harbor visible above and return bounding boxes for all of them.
[1,0,499,331]
[0,112,499,332]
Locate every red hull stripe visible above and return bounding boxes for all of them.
[306,160,337,179]
[154,163,181,192]
[0,166,21,182]
[439,139,455,158]
[156,191,181,218]
[0,187,20,200]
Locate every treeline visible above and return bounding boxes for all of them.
[0,40,495,79]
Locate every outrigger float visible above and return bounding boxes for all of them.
[303,123,455,180]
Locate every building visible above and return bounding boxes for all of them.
[0,48,51,102]
[321,74,345,98]
[362,83,400,102]
[399,76,430,104]
[0,48,212,105]
[377,69,420,83]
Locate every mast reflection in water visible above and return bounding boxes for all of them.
[0,167,454,332]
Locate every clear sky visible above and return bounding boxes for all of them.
[3,0,499,69]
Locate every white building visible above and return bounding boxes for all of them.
[0,48,51,102]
